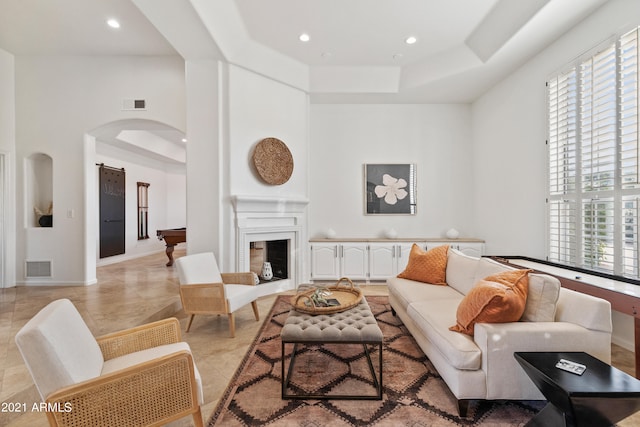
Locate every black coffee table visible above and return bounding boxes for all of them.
[515,352,640,426]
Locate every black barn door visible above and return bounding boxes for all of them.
[99,165,125,258]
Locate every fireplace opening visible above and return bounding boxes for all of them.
[250,240,289,283]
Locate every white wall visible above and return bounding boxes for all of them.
[15,55,185,285]
[95,143,186,266]
[227,65,309,198]
[223,65,309,272]
[165,165,187,228]
[0,48,16,288]
[471,0,640,349]
[471,0,640,257]
[185,60,223,260]
[309,104,474,240]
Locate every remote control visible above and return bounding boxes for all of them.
[555,358,586,375]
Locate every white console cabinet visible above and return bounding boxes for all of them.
[310,238,484,282]
[368,242,425,280]
[309,243,340,280]
[310,242,368,280]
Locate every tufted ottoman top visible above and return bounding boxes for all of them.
[281,298,383,343]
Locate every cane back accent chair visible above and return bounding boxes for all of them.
[15,299,203,427]
[175,252,260,337]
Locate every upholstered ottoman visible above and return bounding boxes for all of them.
[280,297,383,400]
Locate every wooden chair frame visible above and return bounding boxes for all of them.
[179,272,259,337]
[43,318,203,427]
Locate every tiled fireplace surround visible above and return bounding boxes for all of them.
[232,195,308,297]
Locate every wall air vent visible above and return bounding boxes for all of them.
[122,99,146,111]
[25,261,52,278]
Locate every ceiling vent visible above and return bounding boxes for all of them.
[25,261,52,278]
[122,99,146,111]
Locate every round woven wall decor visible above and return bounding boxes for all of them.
[252,137,294,185]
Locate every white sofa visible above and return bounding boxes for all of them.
[387,248,612,416]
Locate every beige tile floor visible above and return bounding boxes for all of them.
[0,250,637,426]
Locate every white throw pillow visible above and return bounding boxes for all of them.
[521,273,561,322]
[446,249,480,295]
[472,258,514,285]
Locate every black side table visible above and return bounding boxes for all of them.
[515,352,640,427]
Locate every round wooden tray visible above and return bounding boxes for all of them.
[291,277,363,315]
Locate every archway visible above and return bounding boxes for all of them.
[83,119,186,283]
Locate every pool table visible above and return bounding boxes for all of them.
[156,227,186,266]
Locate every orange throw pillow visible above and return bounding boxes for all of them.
[397,244,449,285]
[449,269,531,336]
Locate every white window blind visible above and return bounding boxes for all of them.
[581,198,614,273]
[548,199,577,264]
[548,70,577,195]
[580,46,616,192]
[622,196,639,276]
[620,29,639,188]
[548,26,640,280]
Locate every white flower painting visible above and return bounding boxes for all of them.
[374,174,408,205]
[365,164,416,215]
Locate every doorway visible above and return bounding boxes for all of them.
[98,164,126,258]
[84,119,186,278]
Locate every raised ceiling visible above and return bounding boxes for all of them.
[0,0,611,103]
[234,0,499,67]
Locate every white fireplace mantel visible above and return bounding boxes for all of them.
[232,195,309,295]
[232,195,309,214]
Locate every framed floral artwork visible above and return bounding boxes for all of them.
[364,164,417,215]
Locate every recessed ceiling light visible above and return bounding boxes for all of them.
[107,19,120,29]
[405,36,417,45]
[299,33,310,42]
[181,138,187,143]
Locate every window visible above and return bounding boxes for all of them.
[548,27,640,279]
[137,182,149,240]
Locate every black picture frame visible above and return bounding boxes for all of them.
[364,164,416,215]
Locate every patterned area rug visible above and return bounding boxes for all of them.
[208,295,544,426]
